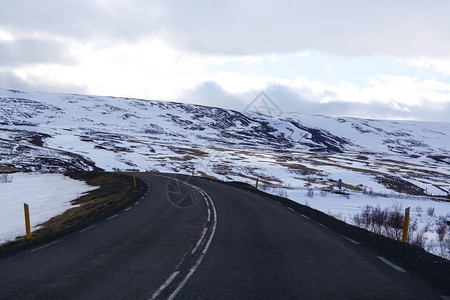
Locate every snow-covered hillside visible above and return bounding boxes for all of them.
[1,88,449,256]
[1,88,449,197]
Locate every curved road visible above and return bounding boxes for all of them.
[0,173,447,299]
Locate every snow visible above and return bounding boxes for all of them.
[266,186,450,251]
[0,173,98,244]
[0,88,449,256]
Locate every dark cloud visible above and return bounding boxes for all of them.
[1,1,449,57]
[0,71,87,94]
[0,0,162,42]
[0,38,76,67]
[180,81,244,109]
[159,0,450,57]
[179,81,450,122]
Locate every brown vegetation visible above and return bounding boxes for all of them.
[0,172,146,253]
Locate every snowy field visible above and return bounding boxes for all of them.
[0,173,98,244]
[263,186,450,257]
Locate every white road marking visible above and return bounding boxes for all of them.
[79,225,96,233]
[287,207,295,212]
[318,223,329,230]
[377,256,406,272]
[342,236,359,245]
[135,201,140,205]
[168,197,216,300]
[191,228,208,254]
[207,207,211,222]
[106,214,118,220]
[150,271,180,299]
[150,175,218,300]
[30,240,60,252]
[300,214,310,220]
[124,207,131,212]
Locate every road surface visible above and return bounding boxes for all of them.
[0,173,447,299]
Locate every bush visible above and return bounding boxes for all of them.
[436,217,448,242]
[353,205,405,240]
[427,207,435,217]
[0,174,12,183]
[307,188,314,198]
[276,189,289,198]
[410,229,427,248]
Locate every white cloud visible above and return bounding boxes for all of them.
[1,1,449,121]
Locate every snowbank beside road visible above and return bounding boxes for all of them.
[0,173,98,244]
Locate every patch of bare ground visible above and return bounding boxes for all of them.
[376,174,425,195]
[0,172,146,253]
[0,165,17,173]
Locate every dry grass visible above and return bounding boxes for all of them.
[0,165,17,173]
[0,172,146,253]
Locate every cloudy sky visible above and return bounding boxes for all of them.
[1,1,450,121]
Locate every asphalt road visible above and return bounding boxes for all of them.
[0,173,447,299]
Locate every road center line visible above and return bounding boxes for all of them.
[124,207,131,212]
[300,214,310,220]
[287,207,295,212]
[150,271,180,300]
[377,256,406,272]
[134,201,140,205]
[191,227,208,254]
[168,198,216,300]
[151,175,217,300]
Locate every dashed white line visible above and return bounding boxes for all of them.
[342,236,359,245]
[134,201,141,205]
[300,214,310,220]
[377,256,406,272]
[30,240,60,252]
[150,271,180,299]
[342,235,359,245]
[79,225,96,233]
[124,207,131,212]
[318,223,329,230]
[287,207,295,212]
[106,214,118,220]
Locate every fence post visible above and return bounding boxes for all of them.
[402,207,410,243]
[24,203,31,239]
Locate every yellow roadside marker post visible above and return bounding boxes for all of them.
[192,169,195,177]
[133,176,137,189]
[255,178,259,190]
[402,207,410,243]
[24,203,31,239]
[118,168,120,176]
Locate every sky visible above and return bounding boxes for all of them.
[1,0,450,121]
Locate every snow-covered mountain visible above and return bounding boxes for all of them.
[1,88,449,196]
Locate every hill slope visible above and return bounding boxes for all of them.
[1,88,449,196]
